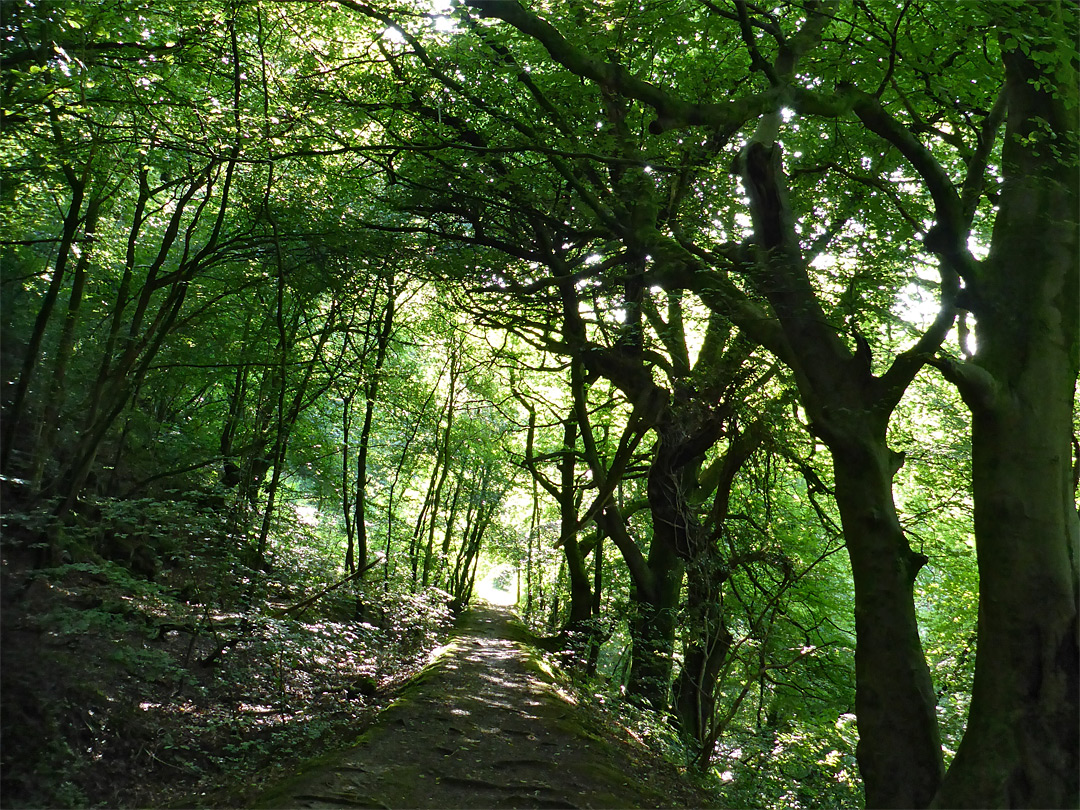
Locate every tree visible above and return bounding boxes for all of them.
[340,0,1077,804]
[351,267,397,578]
[2,2,256,532]
[3,2,1074,806]
[928,4,1078,805]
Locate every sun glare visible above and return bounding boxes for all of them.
[474,564,518,606]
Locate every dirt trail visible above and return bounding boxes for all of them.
[253,604,716,809]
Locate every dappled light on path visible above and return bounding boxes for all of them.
[254,605,713,809]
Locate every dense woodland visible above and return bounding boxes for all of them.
[1,1,1077,808]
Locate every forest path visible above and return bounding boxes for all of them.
[253,604,716,809]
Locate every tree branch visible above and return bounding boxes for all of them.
[464,0,776,134]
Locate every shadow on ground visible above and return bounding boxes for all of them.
[252,603,718,809]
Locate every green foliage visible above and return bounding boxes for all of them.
[4,0,1070,806]
[717,713,863,810]
[0,529,455,808]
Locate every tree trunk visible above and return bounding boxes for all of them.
[559,418,593,629]
[352,397,373,575]
[220,313,253,493]
[673,544,733,753]
[53,268,196,524]
[626,535,683,711]
[429,474,462,589]
[549,556,565,632]
[450,470,483,600]
[740,140,945,808]
[256,235,292,561]
[932,19,1079,807]
[831,430,944,808]
[354,273,396,578]
[675,412,765,763]
[586,530,605,675]
[1,175,86,473]
[632,400,724,716]
[30,196,102,492]
[450,486,493,612]
[526,408,541,623]
[342,392,355,574]
[52,151,233,524]
[257,304,339,558]
[414,353,459,585]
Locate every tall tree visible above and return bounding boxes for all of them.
[352,269,398,578]
[929,4,1078,805]
[338,0,1076,805]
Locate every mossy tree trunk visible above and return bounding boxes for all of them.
[625,536,683,711]
[672,544,732,753]
[559,417,594,629]
[738,139,947,808]
[932,16,1079,806]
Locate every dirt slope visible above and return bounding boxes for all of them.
[252,604,718,809]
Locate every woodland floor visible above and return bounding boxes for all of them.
[250,604,719,810]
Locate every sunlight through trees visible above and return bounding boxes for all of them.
[1,1,1076,807]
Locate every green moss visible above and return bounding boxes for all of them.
[244,741,372,808]
[519,653,559,685]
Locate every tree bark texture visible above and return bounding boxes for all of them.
[559,419,593,629]
[672,545,732,754]
[832,433,944,809]
[353,275,396,579]
[1,175,86,473]
[626,535,683,711]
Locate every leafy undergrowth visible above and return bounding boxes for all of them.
[0,547,453,809]
[513,616,862,809]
